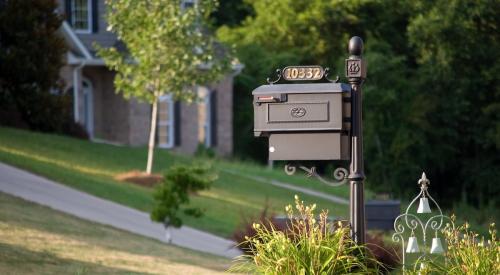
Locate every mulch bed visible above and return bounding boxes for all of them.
[114,170,163,188]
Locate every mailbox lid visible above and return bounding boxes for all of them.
[253,83,351,134]
[252,83,351,95]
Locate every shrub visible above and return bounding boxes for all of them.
[150,165,217,227]
[195,143,216,158]
[230,195,383,274]
[0,0,69,134]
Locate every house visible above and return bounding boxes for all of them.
[56,0,241,156]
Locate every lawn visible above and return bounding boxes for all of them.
[0,126,356,237]
[0,192,235,275]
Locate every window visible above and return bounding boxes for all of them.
[70,0,92,33]
[157,95,175,148]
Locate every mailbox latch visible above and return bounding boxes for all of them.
[256,94,287,104]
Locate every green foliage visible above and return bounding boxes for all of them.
[231,196,382,274]
[96,0,230,103]
[439,222,499,274]
[150,165,217,228]
[402,0,500,208]
[211,0,253,27]
[407,219,499,275]
[216,0,500,210]
[195,143,216,158]
[97,0,231,173]
[0,0,75,134]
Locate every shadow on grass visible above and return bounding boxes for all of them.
[0,242,147,275]
[0,193,231,272]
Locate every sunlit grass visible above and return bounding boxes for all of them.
[0,192,235,275]
[0,126,349,237]
[0,145,115,177]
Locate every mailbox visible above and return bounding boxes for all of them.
[252,82,351,161]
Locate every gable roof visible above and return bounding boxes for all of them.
[59,21,105,66]
[59,21,92,59]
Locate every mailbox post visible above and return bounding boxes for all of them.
[252,36,367,244]
[346,36,367,244]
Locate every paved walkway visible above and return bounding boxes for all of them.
[0,163,241,258]
[221,169,349,205]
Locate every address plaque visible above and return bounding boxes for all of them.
[282,66,324,81]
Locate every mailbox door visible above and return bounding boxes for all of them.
[254,93,343,134]
[268,133,349,160]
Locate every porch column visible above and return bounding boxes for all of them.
[72,62,85,122]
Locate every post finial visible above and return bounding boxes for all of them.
[418,172,430,188]
[348,36,364,56]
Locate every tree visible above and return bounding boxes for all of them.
[211,0,253,27]
[150,165,216,228]
[0,0,68,132]
[216,0,500,211]
[97,0,230,174]
[405,0,500,208]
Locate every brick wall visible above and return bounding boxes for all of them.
[211,76,233,156]
[128,99,151,146]
[176,100,199,155]
[83,67,130,144]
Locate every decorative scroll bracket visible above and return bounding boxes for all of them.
[324,67,340,83]
[267,69,282,84]
[284,163,348,187]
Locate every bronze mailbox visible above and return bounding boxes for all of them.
[252,83,351,161]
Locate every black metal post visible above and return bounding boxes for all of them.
[346,36,366,244]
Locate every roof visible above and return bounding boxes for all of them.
[58,21,105,66]
[58,21,243,72]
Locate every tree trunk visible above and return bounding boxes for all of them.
[146,97,158,174]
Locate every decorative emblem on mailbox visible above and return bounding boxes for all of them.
[345,59,366,78]
[290,107,306,118]
[348,62,360,74]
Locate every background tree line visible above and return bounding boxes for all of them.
[213,0,500,211]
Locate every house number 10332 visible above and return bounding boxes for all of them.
[283,66,324,81]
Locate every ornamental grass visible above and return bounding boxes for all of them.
[407,217,499,275]
[230,195,382,274]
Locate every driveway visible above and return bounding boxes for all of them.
[0,162,241,258]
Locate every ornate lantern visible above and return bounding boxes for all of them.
[393,172,452,272]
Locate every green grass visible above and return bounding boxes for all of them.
[216,160,355,199]
[0,126,354,237]
[0,192,235,275]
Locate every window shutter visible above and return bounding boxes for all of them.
[210,90,217,147]
[65,0,72,25]
[91,0,99,32]
[174,101,181,146]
